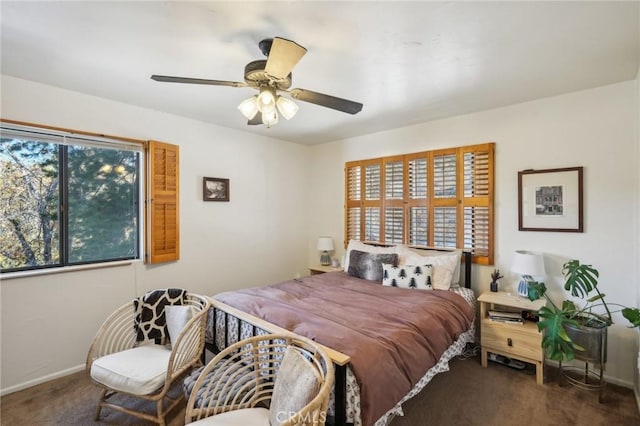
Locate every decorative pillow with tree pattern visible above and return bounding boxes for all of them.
[382,264,434,290]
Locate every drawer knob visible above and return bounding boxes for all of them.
[507,338,513,347]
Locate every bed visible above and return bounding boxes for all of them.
[204,242,476,426]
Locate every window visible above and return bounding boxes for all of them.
[345,143,494,265]
[1,122,161,273]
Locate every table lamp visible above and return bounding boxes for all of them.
[316,237,334,266]
[511,250,545,297]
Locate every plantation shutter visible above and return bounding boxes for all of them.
[432,149,458,249]
[461,143,494,264]
[345,164,362,241]
[384,157,404,244]
[344,142,494,265]
[363,161,382,242]
[407,153,429,246]
[147,140,180,263]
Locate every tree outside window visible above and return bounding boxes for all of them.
[1,132,141,273]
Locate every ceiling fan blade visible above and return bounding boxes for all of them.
[248,111,263,126]
[151,75,247,88]
[289,88,363,115]
[265,37,307,80]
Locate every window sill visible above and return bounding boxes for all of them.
[0,260,138,281]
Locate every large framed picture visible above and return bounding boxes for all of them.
[518,167,583,232]
[203,177,229,202]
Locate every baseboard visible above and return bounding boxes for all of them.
[0,364,85,396]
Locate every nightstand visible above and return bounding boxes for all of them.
[478,290,547,384]
[309,265,343,275]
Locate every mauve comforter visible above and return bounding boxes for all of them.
[214,271,473,426]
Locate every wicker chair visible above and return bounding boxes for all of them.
[86,289,210,425]
[185,333,334,426]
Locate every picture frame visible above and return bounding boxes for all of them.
[518,167,583,232]
[203,177,229,202]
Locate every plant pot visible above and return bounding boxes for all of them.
[564,319,608,364]
[561,319,608,402]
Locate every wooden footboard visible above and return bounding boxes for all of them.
[204,298,353,426]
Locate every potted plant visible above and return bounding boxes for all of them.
[526,259,640,362]
[490,269,503,292]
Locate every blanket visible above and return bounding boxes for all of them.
[215,272,473,425]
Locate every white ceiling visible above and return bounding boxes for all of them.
[1,1,638,145]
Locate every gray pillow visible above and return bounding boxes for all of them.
[348,250,399,282]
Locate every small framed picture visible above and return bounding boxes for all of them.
[203,177,229,202]
[518,167,583,232]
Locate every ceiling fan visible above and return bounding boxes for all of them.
[151,37,363,127]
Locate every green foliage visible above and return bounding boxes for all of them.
[1,138,139,271]
[527,259,638,362]
[67,146,139,262]
[561,300,578,316]
[0,140,60,269]
[622,308,640,327]
[526,281,547,301]
[562,259,599,298]
[537,306,583,361]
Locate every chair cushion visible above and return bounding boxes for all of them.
[183,360,253,408]
[188,407,269,425]
[166,305,195,347]
[90,344,171,395]
[269,347,321,425]
[133,288,187,345]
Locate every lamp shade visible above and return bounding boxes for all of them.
[511,250,545,297]
[238,96,259,119]
[276,96,299,120]
[261,109,279,126]
[511,250,546,277]
[257,86,276,114]
[316,237,335,252]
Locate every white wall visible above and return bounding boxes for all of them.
[635,65,640,403]
[308,81,639,387]
[2,74,638,392]
[0,75,312,393]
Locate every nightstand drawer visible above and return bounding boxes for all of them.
[482,322,543,362]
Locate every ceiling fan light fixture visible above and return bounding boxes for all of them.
[238,96,259,119]
[257,86,277,114]
[276,96,299,120]
[262,109,279,127]
[152,37,363,128]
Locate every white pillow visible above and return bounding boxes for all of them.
[165,305,195,347]
[433,265,454,291]
[396,247,460,290]
[269,347,321,426]
[382,263,434,290]
[343,240,398,271]
[397,247,463,285]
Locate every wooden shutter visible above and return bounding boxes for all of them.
[344,142,494,264]
[363,160,382,243]
[407,153,429,246]
[461,143,494,264]
[383,156,404,244]
[345,164,362,243]
[344,159,383,245]
[147,140,179,263]
[432,149,458,249]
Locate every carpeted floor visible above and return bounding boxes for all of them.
[2,354,638,425]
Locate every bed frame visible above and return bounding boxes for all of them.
[204,250,472,426]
